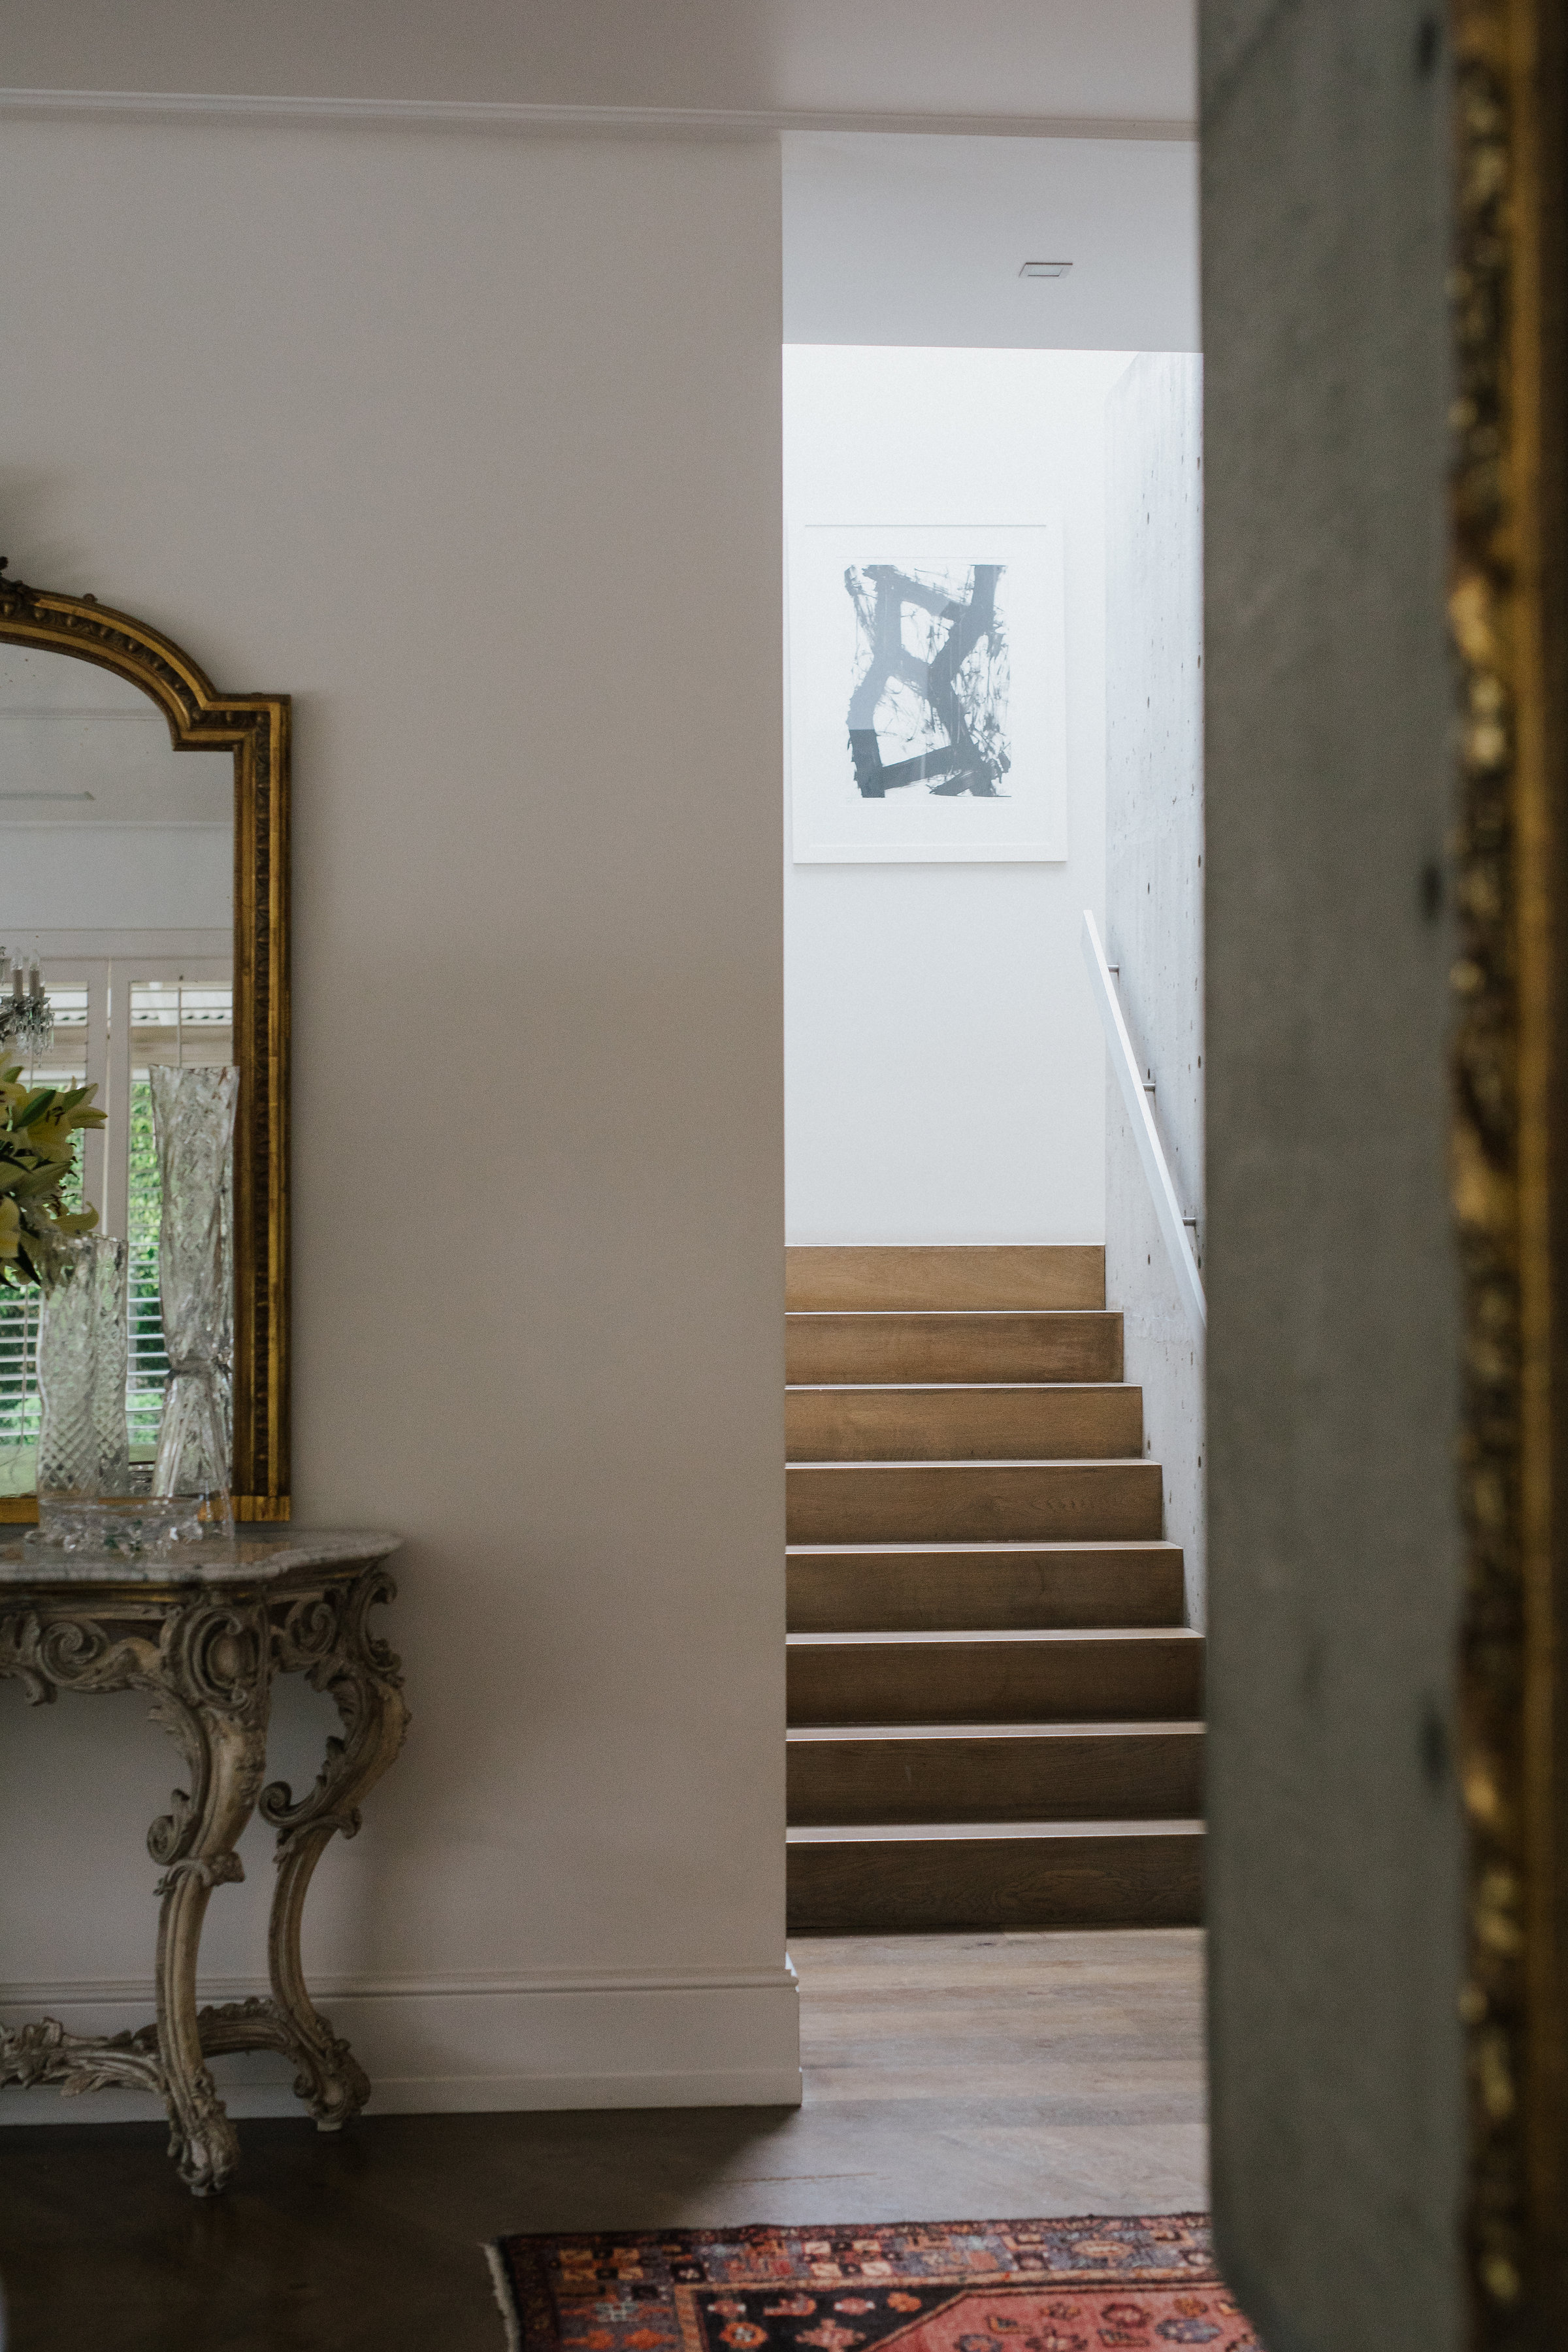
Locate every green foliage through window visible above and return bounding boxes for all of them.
[0,1096,171,1480]
[128,1081,169,1458]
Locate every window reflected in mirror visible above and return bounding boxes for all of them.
[0,643,233,1499]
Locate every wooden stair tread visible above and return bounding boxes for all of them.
[786,1380,1137,1390]
[787,1818,1203,1926]
[787,1627,1201,1646]
[787,1819,1204,1843]
[789,1455,1150,1467]
[789,1315,1124,1389]
[789,1461,1165,1547]
[786,1719,1203,1741]
[789,1627,1203,1725]
[786,1538,1184,1554]
[789,1720,1203,1826]
[787,1388,1145,1463]
[787,1543,1187,1633]
[787,1245,1105,1312]
[786,1310,1119,1321]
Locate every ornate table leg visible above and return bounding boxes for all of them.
[146,1599,273,2194]
[257,1561,409,2129]
[0,1597,270,2194]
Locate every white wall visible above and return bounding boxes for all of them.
[1103,354,1205,1618]
[0,114,794,2115]
[784,344,1128,1245]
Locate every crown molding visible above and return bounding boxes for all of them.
[0,86,1197,144]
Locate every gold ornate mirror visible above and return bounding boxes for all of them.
[0,564,287,1520]
[1451,0,1568,2327]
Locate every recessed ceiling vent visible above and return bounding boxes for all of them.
[1019,260,1073,279]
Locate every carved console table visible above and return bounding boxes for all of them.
[0,1529,406,2195]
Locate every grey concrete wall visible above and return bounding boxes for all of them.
[1104,352,1206,1625]
[1202,4,1465,2347]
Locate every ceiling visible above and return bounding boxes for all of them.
[785,133,1199,350]
[3,4,1201,353]
[1,1,1196,129]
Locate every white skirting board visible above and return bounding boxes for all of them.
[0,1964,804,2122]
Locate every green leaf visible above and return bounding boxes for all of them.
[8,1164,65,1201]
[0,1139,49,1177]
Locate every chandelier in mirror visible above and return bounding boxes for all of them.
[0,949,52,1062]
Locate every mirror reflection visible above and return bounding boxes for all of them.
[0,644,234,1500]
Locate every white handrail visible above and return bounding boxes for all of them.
[1081,908,1206,1344]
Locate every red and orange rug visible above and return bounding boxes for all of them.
[487,2219,1259,2352]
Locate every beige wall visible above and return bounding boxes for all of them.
[0,114,794,2112]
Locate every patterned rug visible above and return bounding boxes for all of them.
[487,2219,1260,2352]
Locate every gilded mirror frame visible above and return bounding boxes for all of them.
[0,565,289,1520]
[1451,0,1568,2334]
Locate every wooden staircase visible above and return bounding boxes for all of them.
[785,1245,1204,1931]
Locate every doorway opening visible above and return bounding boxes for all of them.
[779,134,1206,2217]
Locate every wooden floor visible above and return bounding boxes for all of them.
[0,1930,1207,2352]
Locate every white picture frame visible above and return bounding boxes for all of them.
[787,521,1067,864]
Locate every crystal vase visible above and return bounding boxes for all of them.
[150,1064,240,1541]
[32,1233,132,1543]
[90,1235,131,1495]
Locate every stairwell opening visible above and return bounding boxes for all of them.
[781,171,1206,2019]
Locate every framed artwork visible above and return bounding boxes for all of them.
[787,521,1067,863]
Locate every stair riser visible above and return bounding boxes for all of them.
[787,1640,1203,1725]
[787,1548,1186,1632]
[787,1385,1142,1464]
[787,1462,1164,1545]
[788,1733,1205,1823]
[787,1247,1105,1313]
[787,1315,1124,1386]
[787,1831,1203,1931]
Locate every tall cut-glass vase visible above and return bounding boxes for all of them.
[35,1234,131,1531]
[89,1234,130,1494]
[35,1239,99,1502]
[150,1065,239,1539]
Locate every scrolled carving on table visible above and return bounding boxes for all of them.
[263,1561,407,1846]
[0,1540,405,2193]
[0,1607,155,1707]
[144,1599,271,1881]
[0,2015,164,2099]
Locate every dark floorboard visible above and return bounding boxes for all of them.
[0,2106,800,2352]
[0,1931,1206,2352]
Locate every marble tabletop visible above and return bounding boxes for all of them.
[0,1526,402,1588]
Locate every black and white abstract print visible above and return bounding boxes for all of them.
[843,563,1011,799]
[788,520,1061,861]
